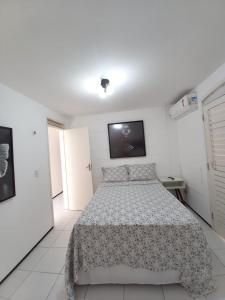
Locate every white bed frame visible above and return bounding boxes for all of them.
[77,265,180,285]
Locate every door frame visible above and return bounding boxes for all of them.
[202,83,225,231]
[48,122,64,198]
[46,119,66,225]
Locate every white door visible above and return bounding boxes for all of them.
[63,127,93,210]
[204,94,225,238]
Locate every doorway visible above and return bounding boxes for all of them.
[47,121,94,223]
[47,120,65,222]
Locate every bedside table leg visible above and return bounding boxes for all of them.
[175,189,179,200]
[177,189,185,204]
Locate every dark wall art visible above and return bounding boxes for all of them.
[108,120,146,158]
[0,126,16,202]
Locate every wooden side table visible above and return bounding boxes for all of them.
[159,177,186,203]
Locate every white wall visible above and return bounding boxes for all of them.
[48,126,63,198]
[70,107,180,191]
[176,62,225,224]
[0,83,68,281]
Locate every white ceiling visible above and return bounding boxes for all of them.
[1,0,225,116]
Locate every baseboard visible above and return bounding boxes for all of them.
[0,226,54,284]
[185,203,212,227]
[52,191,63,199]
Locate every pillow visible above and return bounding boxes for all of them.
[102,166,128,182]
[127,163,156,181]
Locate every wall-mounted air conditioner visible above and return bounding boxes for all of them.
[169,92,198,120]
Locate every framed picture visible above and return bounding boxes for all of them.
[0,126,16,202]
[108,120,146,158]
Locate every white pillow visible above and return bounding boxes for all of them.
[102,166,128,182]
[127,163,156,181]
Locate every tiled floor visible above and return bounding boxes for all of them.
[1,195,225,300]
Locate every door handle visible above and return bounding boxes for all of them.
[86,163,92,171]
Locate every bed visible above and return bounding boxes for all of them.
[65,178,214,299]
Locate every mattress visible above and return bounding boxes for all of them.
[65,180,214,299]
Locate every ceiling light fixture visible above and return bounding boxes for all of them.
[82,68,127,98]
[101,78,110,93]
[99,78,114,99]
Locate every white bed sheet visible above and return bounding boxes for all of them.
[65,180,214,299]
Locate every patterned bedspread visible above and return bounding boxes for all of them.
[65,180,214,299]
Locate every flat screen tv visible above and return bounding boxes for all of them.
[108,120,146,158]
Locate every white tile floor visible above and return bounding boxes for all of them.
[1,194,225,300]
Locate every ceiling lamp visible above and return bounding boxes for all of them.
[99,78,113,99]
[101,78,110,93]
[82,69,128,98]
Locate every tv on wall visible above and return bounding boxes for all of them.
[108,120,146,158]
[0,126,16,202]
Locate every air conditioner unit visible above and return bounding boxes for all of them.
[169,93,198,120]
